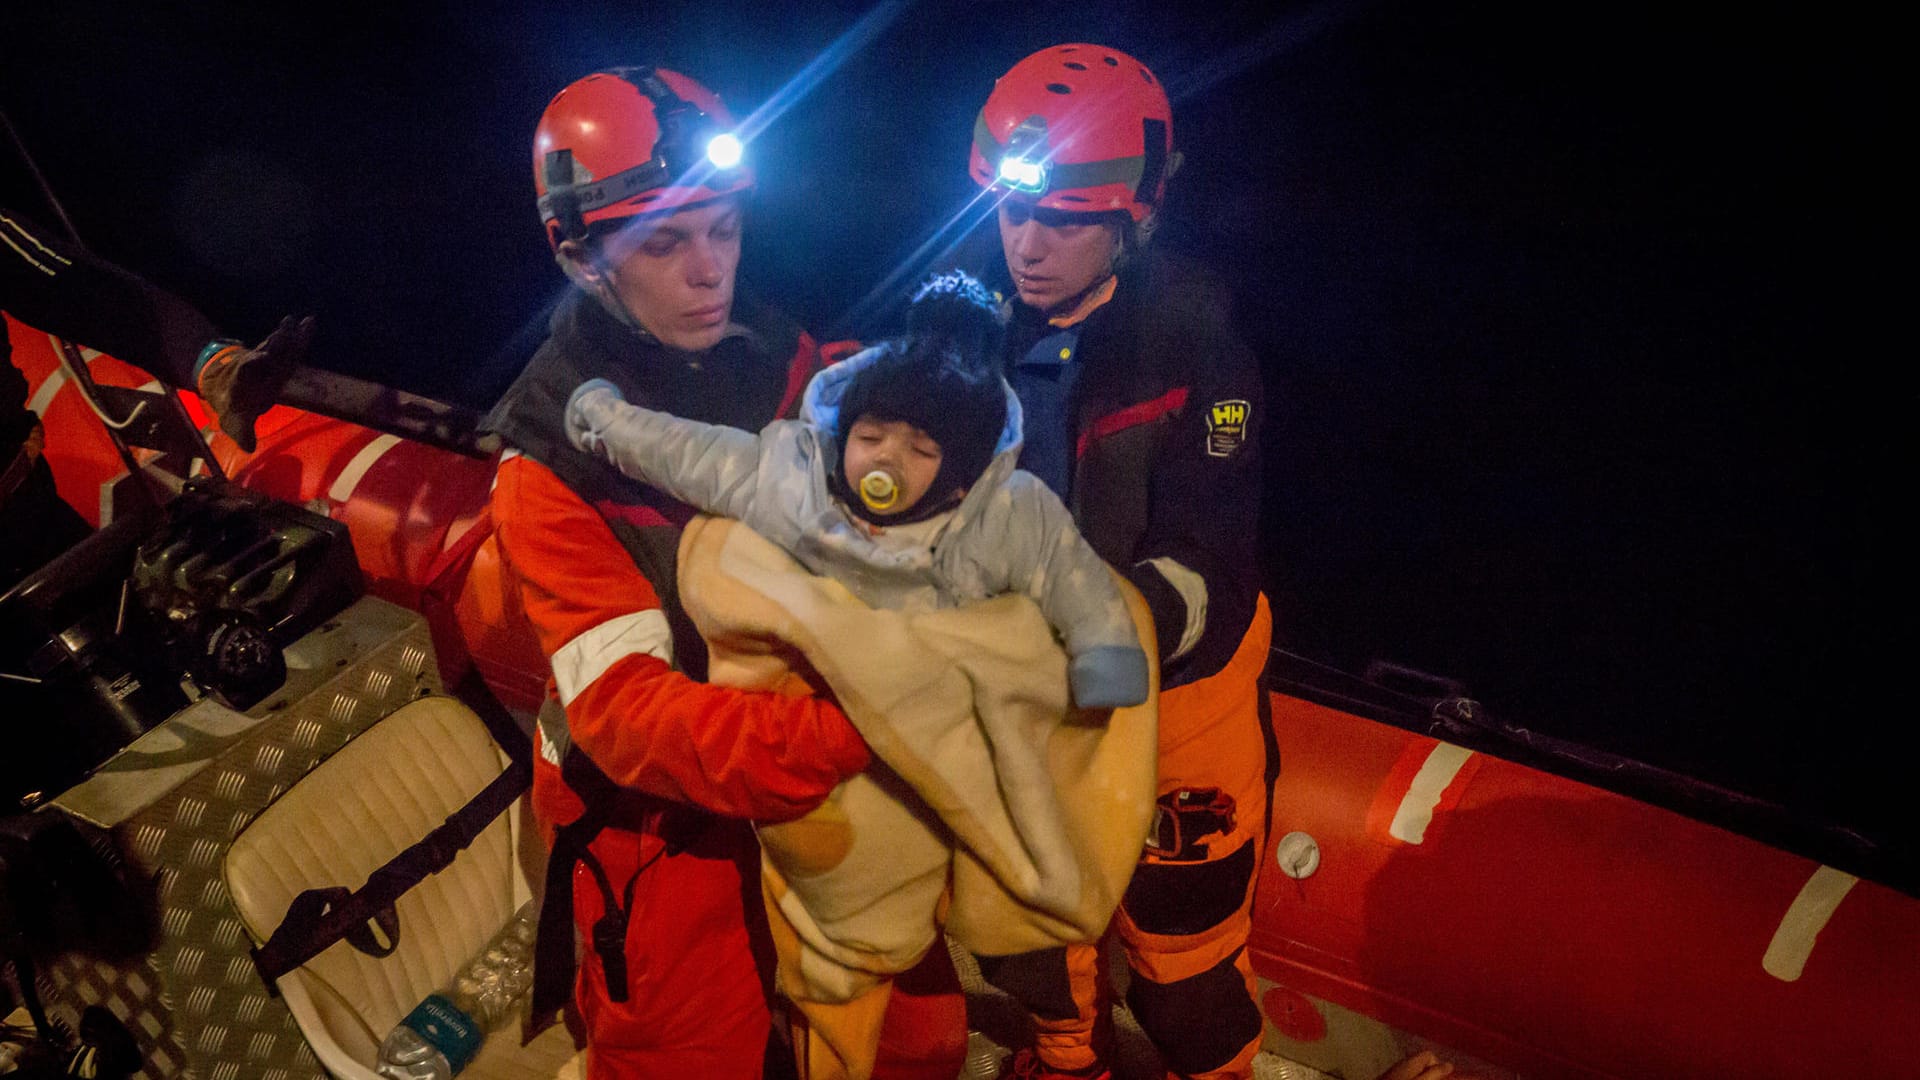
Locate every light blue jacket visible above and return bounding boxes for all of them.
[566,345,1149,708]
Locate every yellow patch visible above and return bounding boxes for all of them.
[1206,399,1249,457]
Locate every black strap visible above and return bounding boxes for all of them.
[249,754,531,991]
[529,795,610,1032]
[456,666,534,769]
[527,742,712,1035]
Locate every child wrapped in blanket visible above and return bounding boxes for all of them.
[566,270,1155,1078]
[564,269,1148,710]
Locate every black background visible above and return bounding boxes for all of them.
[4,3,1900,866]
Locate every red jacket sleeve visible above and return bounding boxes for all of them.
[490,451,870,821]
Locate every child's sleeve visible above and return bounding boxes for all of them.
[1001,473,1152,709]
[566,378,763,520]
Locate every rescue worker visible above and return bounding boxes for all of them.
[962,45,1275,1080]
[2,206,309,588]
[481,68,966,1078]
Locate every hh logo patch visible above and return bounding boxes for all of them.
[1206,399,1249,458]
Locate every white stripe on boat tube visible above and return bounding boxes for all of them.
[553,609,673,707]
[327,433,403,503]
[25,342,104,414]
[27,368,66,415]
[1388,743,1474,844]
[1763,865,1857,982]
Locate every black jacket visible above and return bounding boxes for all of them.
[1006,249,1265,690]
[482,285,822,675]
[3,208,220,457]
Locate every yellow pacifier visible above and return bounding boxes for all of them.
[858,469,900,513]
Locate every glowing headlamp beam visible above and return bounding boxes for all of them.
[705,132,743,169]
[730,1,909,145]
[997,156,1046,193]
[828,181,1012,339]
[648,1,907,201]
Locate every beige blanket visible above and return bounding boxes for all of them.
[677,516,1157,1077]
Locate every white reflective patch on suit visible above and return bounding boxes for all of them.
[1143,556,1207,660]
[536,721,562,765]
[490,448,521,493]
[327,433,403,503]
[552,609,673,707]
[1763,865,1857,982]
[1388,743,1474,844]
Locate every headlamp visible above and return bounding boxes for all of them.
[997,156,1047,193]
[996,115,1051,195]
[705,132,744,170]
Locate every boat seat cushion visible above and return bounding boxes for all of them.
[224,694,580,1078]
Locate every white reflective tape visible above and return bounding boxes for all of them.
[1,219,60,275]
[27,367,67,416]
[536,723,562,765]
[327,433,403,503]
[99,473,126,525]
[1,213,72,272]
[1142,556,1208,660]
[1388,743,1474,844]
[490,448,521,493]
[552,609,673,707]
[1763,865,1857,982]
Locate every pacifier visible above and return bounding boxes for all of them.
[858,469,900,513]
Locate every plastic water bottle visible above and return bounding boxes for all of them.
[376,900,540,1079]
[960,1030,1008,1080]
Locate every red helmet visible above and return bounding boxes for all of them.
[968,44,1173,222]
[532,67,753,250]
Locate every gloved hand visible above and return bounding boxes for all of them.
[196,315,316,453]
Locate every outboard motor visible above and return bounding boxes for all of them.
[0,479,362,808]
[127,480,362,709]
[1,511,178,807]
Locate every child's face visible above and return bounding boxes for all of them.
[844,417,944,516]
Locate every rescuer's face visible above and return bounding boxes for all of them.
[998,201,1122,316]
[599,198,743,351]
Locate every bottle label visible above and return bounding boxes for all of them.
[402,994,484,1074]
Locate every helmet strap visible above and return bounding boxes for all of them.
[589,264,653,337]
[555,239,655,337]
[1120,213,1153,268]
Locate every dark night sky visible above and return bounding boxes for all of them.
[4,3,1900,867]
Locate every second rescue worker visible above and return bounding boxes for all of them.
[965,44,1275,1080]
[482,68,964,1078]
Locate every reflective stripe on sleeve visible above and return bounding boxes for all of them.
[1143,556,1208,661]
[552,609,674,707]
